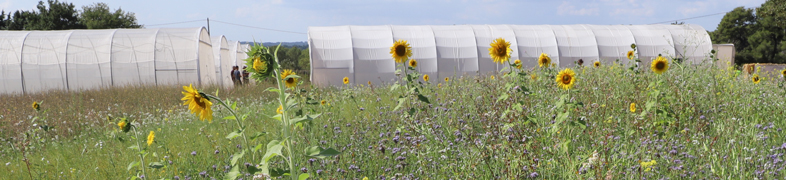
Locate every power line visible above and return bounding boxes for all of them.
[210,19,306,34]
[648,7,761,25]
[145,19,205,27]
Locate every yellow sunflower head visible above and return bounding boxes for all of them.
[626,50,635,60]
[513,59,522,69]
[593,61,600,68]
[180,84,213,122]
[488,38,512,64]
[390,39,412,63]
[367,81,372,86]
[491,75,495,80]
[117,118,131,133]
[423,74,430,81]
[651,55,669,74]
[276,105,284,114]
[320,100,326,106]
[409,59,418,68]
[555,68,577,90]
[147,131,155,146]
[253,56,266,72]
[538,53,551,68]
[281,69,298,89]
[343,77,350,84]
[752,74,761,84]
[32,101,40,111]
[630,103,636,113]
[531,74,537,80]
[444,77,449,82]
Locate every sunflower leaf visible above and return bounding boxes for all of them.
[225,165,241,180]
[417,94,430,104]
[148,162,164,169]
[250,132,267,141]
[226,129,244,140]
[231,150,246,165]
[127,161,139,171]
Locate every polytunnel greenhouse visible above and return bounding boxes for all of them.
[307,24,713,86]
[0,27,226,94]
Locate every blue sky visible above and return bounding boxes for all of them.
[0,0,767,42]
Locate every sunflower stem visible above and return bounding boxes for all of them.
[132,126,147,178]
[273,59,298,180]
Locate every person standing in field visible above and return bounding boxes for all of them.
[242,66,250,85]
[232,66,242,86]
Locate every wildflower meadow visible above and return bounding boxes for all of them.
[2,39,786,179]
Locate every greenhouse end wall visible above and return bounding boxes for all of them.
[0,27,221,95]
[308,24,713,87]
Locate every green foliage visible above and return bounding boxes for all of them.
[710,0,786,64]
[79,2,142,29]
[0,0,140,30]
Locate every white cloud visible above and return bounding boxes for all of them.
[557,1,599,16]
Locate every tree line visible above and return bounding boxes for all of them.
[709,0,785,65]
[0,0,141,30]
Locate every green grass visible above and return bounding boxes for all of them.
[2,62,786,179]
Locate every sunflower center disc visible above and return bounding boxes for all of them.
[395,45,406,56]
[656,62,665,69]
[562,75,571,84]
[195,96,206,108]
[287,78,295,84]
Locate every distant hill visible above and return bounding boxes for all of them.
[239,41,308,49]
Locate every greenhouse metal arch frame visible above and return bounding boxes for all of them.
[308,24,713,87]
[0,27,217,94]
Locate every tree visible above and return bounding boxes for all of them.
[79,2,142,29]
[756,0,786,63]
[29,0,84,30]
[712,7,756,51]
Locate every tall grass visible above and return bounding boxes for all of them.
[2,62,786,179]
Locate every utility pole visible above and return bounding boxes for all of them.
[207,18,210,35]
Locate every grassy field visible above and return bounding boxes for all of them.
[2,61,786,179]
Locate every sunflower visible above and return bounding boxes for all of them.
[181,84,213,122]
[489,38,512,64]
[650,55,669,74]
[32,101,40,111]
[367,81,372,86]
[423,74,430,81]
[630,103,636,113]
[320,100,327,106]
[513,59,522,69]
[752,74,761,84]
[409,59,417,68]
[491,75,495,80]
[538,53,551,68]
[147,131,155,146]
[281,69,298,88]
[555,68,576,90]
[626,50,635,60]
[390,39,412,63]
[593,61,600,68]
[343,77,350,84]
[117,118,131,133]
[531,74,537,80]
[253,56,266,72]
[444,77,449,82]
[277,105,284,114]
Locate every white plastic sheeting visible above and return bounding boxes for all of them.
[0,27,217,94]
[212,36,233,88]
[0,31,29,94]
[308,24,713,87]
